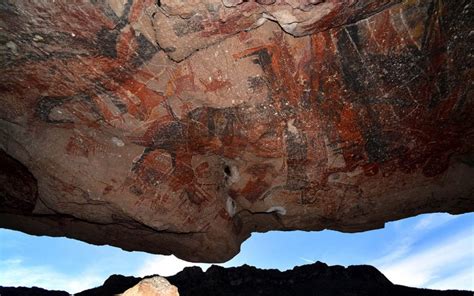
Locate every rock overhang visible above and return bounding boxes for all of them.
[0,0,473,262]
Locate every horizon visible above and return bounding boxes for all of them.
[1,212,473,294]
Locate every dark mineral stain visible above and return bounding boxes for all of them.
[206,109,217,137]
[36,94,104,124]
[346,24,360,49]
[94,84,129,114]
[1,32,98,68]
[163,47,176,53]
[111,96,128,113]
[96,0,134,59]
[131,34,160,66]
[336,28,365,94]
[421,0,438,51]
[151,121,187,151]
[92,1,121,23]
[363,128,389,163]
[247,76,266,92]
[173,15,204,37]
[35,96,73,123]
[285,129,309,190]
[129,185,144,196]
[188,107,238,140]
[250,48,273,74]
[131,147,153,173]
[97,28,120,58]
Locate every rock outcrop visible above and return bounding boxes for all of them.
[1,262,471,296]
[121,276,179,296]
[0,0,473,262]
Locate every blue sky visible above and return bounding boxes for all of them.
[0,212,473,294]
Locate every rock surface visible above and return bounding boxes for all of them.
[1,262,471,296]
[0,0,473,262]
[121,276,179,296]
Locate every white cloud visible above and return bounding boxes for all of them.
[0,258,103,294]
[370,237,412,267]
[299,257,316,264]
[370,214,473,291]
[428,266,474,291]
[371,213,461,267]
[378,228,474,289]
[136,255,211,277]
[413,213,457,232]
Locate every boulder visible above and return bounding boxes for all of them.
[121,276,179,296]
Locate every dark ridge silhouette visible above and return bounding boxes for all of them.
[1,262,471,296]
[0,286,69,296]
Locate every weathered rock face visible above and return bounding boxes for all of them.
[121,276,179,296]
[0,0,472,262]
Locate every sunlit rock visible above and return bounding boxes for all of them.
[121,276,179,296]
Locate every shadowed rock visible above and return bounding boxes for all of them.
[2,262,470,296]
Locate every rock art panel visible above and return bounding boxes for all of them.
[0,0,472,262]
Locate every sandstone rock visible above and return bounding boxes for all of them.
[155,0,399,61]
[0,0,473,262]
[121,276,179,296]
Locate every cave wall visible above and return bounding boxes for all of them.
[0,0,472,262]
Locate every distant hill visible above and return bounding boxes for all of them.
[2,261,471,296]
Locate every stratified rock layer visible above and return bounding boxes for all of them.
[0,0,473,262]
